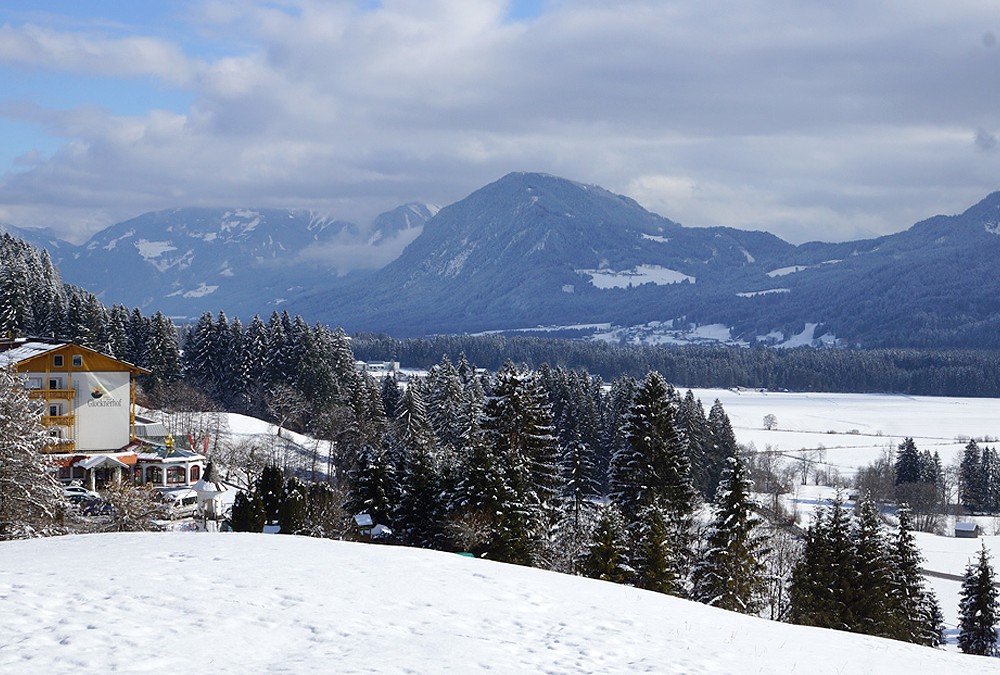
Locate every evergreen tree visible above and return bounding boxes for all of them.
[256,464,286,524]
[631,504,680,594]
[145,312,181,386]
[346,444,399,527]
[609,371,697,572]
[958,543,999,656]
[691,455,767,613]
[558,431,601,529]
[960,440,985,513]
[278,477,309,535]
[229,489,266,532]
[894,437,922,485]
[788,496,858,630]
[851,493,895,637]
[886,504,942,645]
[393,383,445,548]
[579,503,632,585]
[379,373,403,420]
[477,363,560,564]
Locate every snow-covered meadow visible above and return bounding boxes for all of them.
[1,532,997,674]
[690,388,1000,480]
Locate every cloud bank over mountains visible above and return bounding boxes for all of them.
[1,0,998,243]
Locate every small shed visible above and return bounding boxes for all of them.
[955,522,981,538]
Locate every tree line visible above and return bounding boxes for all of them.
[352,333,1000,397]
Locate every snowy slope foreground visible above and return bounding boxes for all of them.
[1,533,995,674]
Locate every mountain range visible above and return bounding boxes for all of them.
[7,172,1000,348]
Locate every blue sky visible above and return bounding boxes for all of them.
[1,1,998,244]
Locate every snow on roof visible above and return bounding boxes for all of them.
[0,340,65,368]
[955,522,979,531]
[191,478,226,496]
[75,454,130,470]
[134,421,169,438]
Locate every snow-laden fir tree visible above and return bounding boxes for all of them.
[690,454,767,613]
[579,502,632,585]
[0,365,65,539]
[278,476,309,535]
[851,493,895,637]
[230,489,266,532]
[346,443,399,528]
[788,495,858,630]
[631,503,680,594]
[475,363,559,565]
[256,464,286,524]
[609,371,697,581]
[393,382,446,548]
[889,504,944,645]
[958,542,999,656]
[558,429,602,530]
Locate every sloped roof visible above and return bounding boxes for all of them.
[0,340,66,368]
[0,338,150,374]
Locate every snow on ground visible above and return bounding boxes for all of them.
[689,388,1000,479]
[576,264,695,288]
[1,532,996,674]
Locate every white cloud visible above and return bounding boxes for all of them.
[0,22,200,85]
[1,0,1000,243]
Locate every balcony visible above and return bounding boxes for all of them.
[42,414,75,426]
[40,440,75,454]
[29,389,76,401]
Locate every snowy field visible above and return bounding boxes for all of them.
[689,388,1000,478]
[1,532,997,674]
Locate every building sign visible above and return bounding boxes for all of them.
[76,371,130,451]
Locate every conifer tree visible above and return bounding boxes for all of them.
[960,440,986,513]
[558,431,601,529]
[346,444,399,527]
[958,543,999,656]
[631,504,680,594]
[609,371,696,573]
[477,363,560,564]
[579,503,632,585]
[788,496,858,630]
[691,455,767,613]
[393,383,445,548]
[888,504,943,645]
[278,477,309,535]
[851,493,895,637]
[230,489,266,532]
[379,373,403,420]
[256,464,286,524]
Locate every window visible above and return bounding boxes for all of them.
[146,466,163,484]
[49,403,61,417]
[72,355,82,367]
[27,377,42,390]
[166,466,186,484]
[189,465,200,482]
[53,355,63,367]
[49,378,62,390]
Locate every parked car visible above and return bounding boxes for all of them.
[64,485,100,500]
[79,497,115,516]
[160,488,200,519]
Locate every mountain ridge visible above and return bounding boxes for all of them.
[9,173,1000,348]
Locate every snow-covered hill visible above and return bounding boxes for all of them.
[1,532,995,674]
